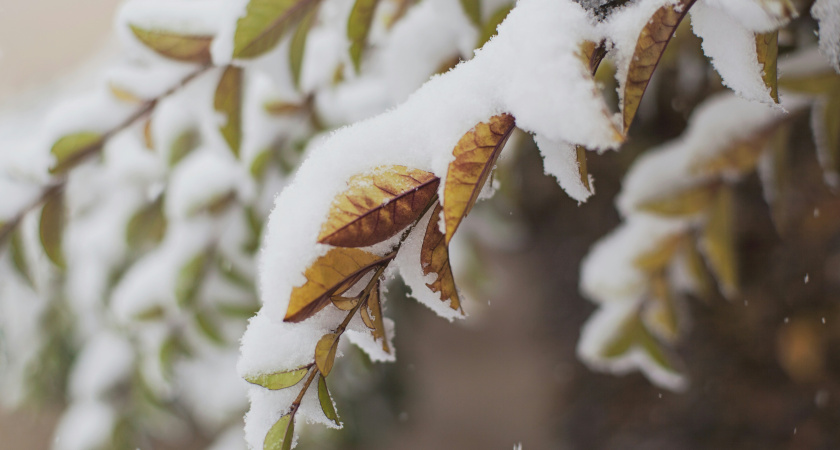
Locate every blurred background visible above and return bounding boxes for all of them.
[2,1,840,449]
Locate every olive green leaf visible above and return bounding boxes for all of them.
[169,128,200,167]
[175,252,208,308]
[264,414,294,450]
[347,0,380,73]
[39,191,66,268]
[10,229,34,286]
[214,66,244,157]
[233,0,322,59]
[290,5,319,87]
[126,196,167,250]
[129,25,213,63]
[459,0,481,27]
[755,31,779,103]
[701,185,738,298]
[195,310,225,345]
[318,375,340,425]
[245,367,310,390]
[50,132,104,174]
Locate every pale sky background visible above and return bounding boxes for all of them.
[0,0,121,103]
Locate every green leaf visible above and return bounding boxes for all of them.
[264,414,294,450]
[318,375,339,425]
[39,191,66,269]
[347,0,380,73]
[126,196,167,250]
[245,367,309,390]
[290,5,319,87]
[129,25,213,63]
[233,0,322,59]
[315,333,339,376]
[602,315,674,372]
[459,0,481,27]
[10,229,33,287]
[214,66,244,157]
[160,335,189,378]
[49,132,104,174]
[133,305,166,321]
[169,129,200,167]
[195,311,225,345]
[250,148,274,180]
[701,185,738,299]
[217,302,260,318]
[476,3,513,49]
[216,257,255,292]
[175,253,208,308]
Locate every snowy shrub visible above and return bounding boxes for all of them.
[0,0,838,448]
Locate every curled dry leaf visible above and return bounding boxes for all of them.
[330,295,359,311]
[233,0,322,59]
[318,375,340,425]
[318,165,439,248]
[315,333,339,376]
[245,367,309,390]
[285,248,392,322]
[264,414,294,450]
[129,25,213,63]
[621,0,693,132]
[214,66,244,157]
[637,181,718,216]
[347,0,380,72]
[443,113,516,244]
[701,185,738,298]
[420,204,462,312]
[755,31,780,103]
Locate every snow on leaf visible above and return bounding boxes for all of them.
[420,203,462,312]
[245,367,309,390]
[263,414,294,450]
[755,31,780,103]
[39,191,66,269]
[129,25,213,63]
[233,0,321,59]
[290,5,319,88]
[214,66,243,158]
[317,165,439,248]
[701,185,738,298]
[315,333,339,376]
[690,133,770,176]
[318,375,340,425]
[633,233,684,273]
[443,114,516,244]
[49,132,104,174]
[643,273,680,343]
[347,0,381,73]
[636,182,718,217]
[621,0,693,132]
[285,248,391,322]
[812,0,840,73]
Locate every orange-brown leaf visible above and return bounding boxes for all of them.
[443,113,516,244]
[318,165,439,247]
[285,248,392,322]
[622,0,692,132]
[578,40,607,76]
[756,31,780,103]
[420,203,462,312]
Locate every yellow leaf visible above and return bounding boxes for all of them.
[290,4,319,87]
[637,182,718,217]
[444,113,516,244]
[233,0,322,59]
[578,40,607,76]
[49,132,104,174]
[477,3,513,49]
[245,367,309,390]
[318,375,340,425]
[621,0,691,132]
[264,414,294,450]
[39,191,66,269]
[129,25,213,63]
[347,0,381,73]
[214,66,243,157]
[778,72,840,95]
[633,234,684,273]
[575,145,592,193]
[366,281,389,353]
[318,165,439,248]
[285,248,391,322]
[755,31,779,103]
[420,203,462,312]
[315,333,339,376]
[459,0,481,28]
[701,185,738,298]
[331,295,359,311]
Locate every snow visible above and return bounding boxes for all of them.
[812,0,840,73]
[52,400,116,450]
[534,135,594,202]
[68,332,135,400]
[700,0,796,33]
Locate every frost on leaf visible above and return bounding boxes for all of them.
[39,191,66,269]
[701,185,738,298]
[443,113,516,244]
[245,367,309,390]
[347,0,381,72]
[50,132,104,174]
[129,25,213,63]
[621,0,693,132]
[812,0,840,73]
[285,248,391,322]
[318,165,439,248]
[214,66,243,157]
[233,0,322,59]
[264,414,294,450]
[420,203,462,312]
[315,333,339,376]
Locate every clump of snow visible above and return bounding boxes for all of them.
[533,135,594,203]
[68,332,135,400]
[812,0,840,73]
[53,401,117,450]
